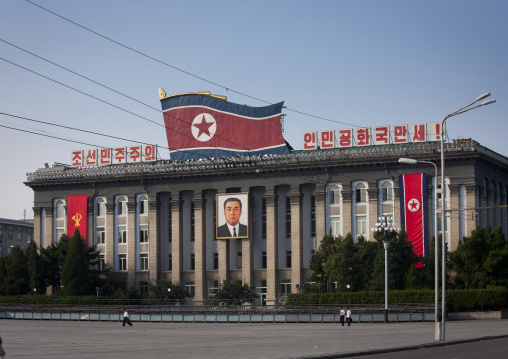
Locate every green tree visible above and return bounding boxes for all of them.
[211,280,258,305]
[309,233,335,291]
[0,256,7,295]
[61,230,91,295]
[4,246,30,295]
[26,240,46,294]
[146,280,186,303]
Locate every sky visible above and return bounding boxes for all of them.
[0,0,506,220]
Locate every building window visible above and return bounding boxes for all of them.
[382,182,393,202]
[97,227,105,244]
[280,279,291,295]
[208,280,219,298]
[356,215,367,239]
[56,200,66,219]
[356,183,367,203]
[139,225,148,243]
[285,196,291,237]
[139,195,148,215]
[96,198,106,216]
[185,282,195,297]
[286,250,292,268]
[0,230,3,241]
[330,185,341,205]
[17,232,22,241]
[98,254,105,271]
[262,251,267,269]
[237,252,242,270]
[140,281,148,294]
[27,234,32,242]
[118,254,127,271]
[213,252,219,270]
[55,229,64,241]
[140,253,149,271]
[118,197,128,215]
[330,217,341,237]
[118,226,127,244]
[262,197,267,239]
[190,253,195,270]
[168,254,172,270]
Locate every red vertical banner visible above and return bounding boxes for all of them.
[67,195,88,244]
[399,173,428,268]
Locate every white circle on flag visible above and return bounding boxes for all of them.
[191,113,216,142]
[408,198,420,212]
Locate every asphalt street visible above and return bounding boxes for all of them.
[1,319,507,358]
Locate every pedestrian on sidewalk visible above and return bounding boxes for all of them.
[122,309,133,327]
[346,307,352,326]
[0,335,5,358]
[339,307,345,326]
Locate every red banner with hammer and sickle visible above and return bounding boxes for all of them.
[67,195,88,244]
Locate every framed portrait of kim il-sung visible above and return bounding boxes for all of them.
[216,192,249,239]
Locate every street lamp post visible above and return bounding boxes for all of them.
[399,157,439,340]
[439,93,495,341]
[371,217,399,323]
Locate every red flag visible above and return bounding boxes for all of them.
[67,195,88,244]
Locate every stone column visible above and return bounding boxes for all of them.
[33,207,42,248]
[171,195,183,284]
[241,189,253,288]
[148,196,159,282]
[290,185,303,293]
[265,188,279,305]
[448,184,461,252]
[315,184,327,243]
[218,239,229,284]
[464,184,478,238]
[105,202,115,268]
[193,195,207,303]
[393,179,402,230]
[127,200,137,287]
[44,206,53,246]
[87,201,94,248]
[341,187,352,237]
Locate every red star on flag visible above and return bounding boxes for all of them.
[193,115,214,138]
[409,199,418,210]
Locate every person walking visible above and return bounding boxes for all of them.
[0,335,5,358]
[122,309,133,327]
[346,307,352,326]
[339,307,345,326]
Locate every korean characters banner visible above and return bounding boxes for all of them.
[66,195,88,244]
[71,145,157,167]
[302,122,444,150]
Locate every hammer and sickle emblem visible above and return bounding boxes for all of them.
[72,213,83,227]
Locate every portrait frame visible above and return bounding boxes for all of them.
[216,192,249,239]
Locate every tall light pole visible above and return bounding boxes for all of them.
[371,216,399,323]
[439,93,496,341]
[399,158,439,340]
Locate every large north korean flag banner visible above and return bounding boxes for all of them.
[161,93,289,160]
[67,195,88,244]
[399,173,428,267]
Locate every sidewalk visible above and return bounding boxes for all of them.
[1,319,507,358]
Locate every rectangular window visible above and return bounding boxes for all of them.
[140,200,148,215]
[285,196,291,237]
[139,225,148,243]
[118,226,127,244]
[330,187,341,204]
[118,201,127,215]
[213,252,219,270]
[16,232,22,241]
[140,253,149,271]
[208,280,219,298]
[140,281,148,294]
[356,189,367,203]
[119,254,127,271]
[237,252,242,270]
[356,215,367,238]
[98,255,105,271]
[185,282,195,297]
[27,234,32,242]
[190,253,195,270]
[286,250,292,268]
[55,229,64,241]
[97,227,105,244]
[280,279,291,295]
[262,251,267,269]
[330,217,341,237]
[0,230,3,242]
[97,201,106,216]
[168,254,172,270]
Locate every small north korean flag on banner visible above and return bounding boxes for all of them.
[160,93,289,160]
[399,173,428,268]
[67,195,88,244]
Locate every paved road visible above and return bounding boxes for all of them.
[1,319,507,358]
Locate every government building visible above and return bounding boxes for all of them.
[25,137,508,305]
